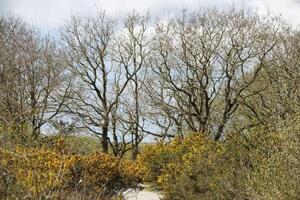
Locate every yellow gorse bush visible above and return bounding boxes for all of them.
[137,133,220,185]
[138,129,300,200]
[139,133,262,199]
[0,138,143,199]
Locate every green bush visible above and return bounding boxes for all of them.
[138,119,300,200]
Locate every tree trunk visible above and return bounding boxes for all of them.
[131,130,139,160]
[215,125,224,141]
[102,124,109,153]
[131,74,139,160]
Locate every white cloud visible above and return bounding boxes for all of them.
[1,0,300,32]
[257,0,300,26]
[3,0,96,31]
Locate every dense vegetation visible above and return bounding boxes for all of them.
[0,136,143,199]
[1,6,300,199]
[139,117,300,199]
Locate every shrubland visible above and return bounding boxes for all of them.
[1,6,300,200]
[0,137,143,199]
[138,117,300,200]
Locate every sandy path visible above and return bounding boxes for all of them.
[124,185,162,200]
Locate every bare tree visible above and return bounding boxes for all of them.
[147,9,280,140]
[113,13,152,159]
[0,8,296,155]
[62,13,142,153]
[25,37,72,138]
[238,27,300,131]
[0,15,72,141]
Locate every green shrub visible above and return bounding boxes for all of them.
[138,121,300,200]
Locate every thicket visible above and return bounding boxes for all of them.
[138,117,300,200]
[0,137,143,199]
[1,6,300,200]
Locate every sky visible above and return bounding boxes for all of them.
[1,0,300,32]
